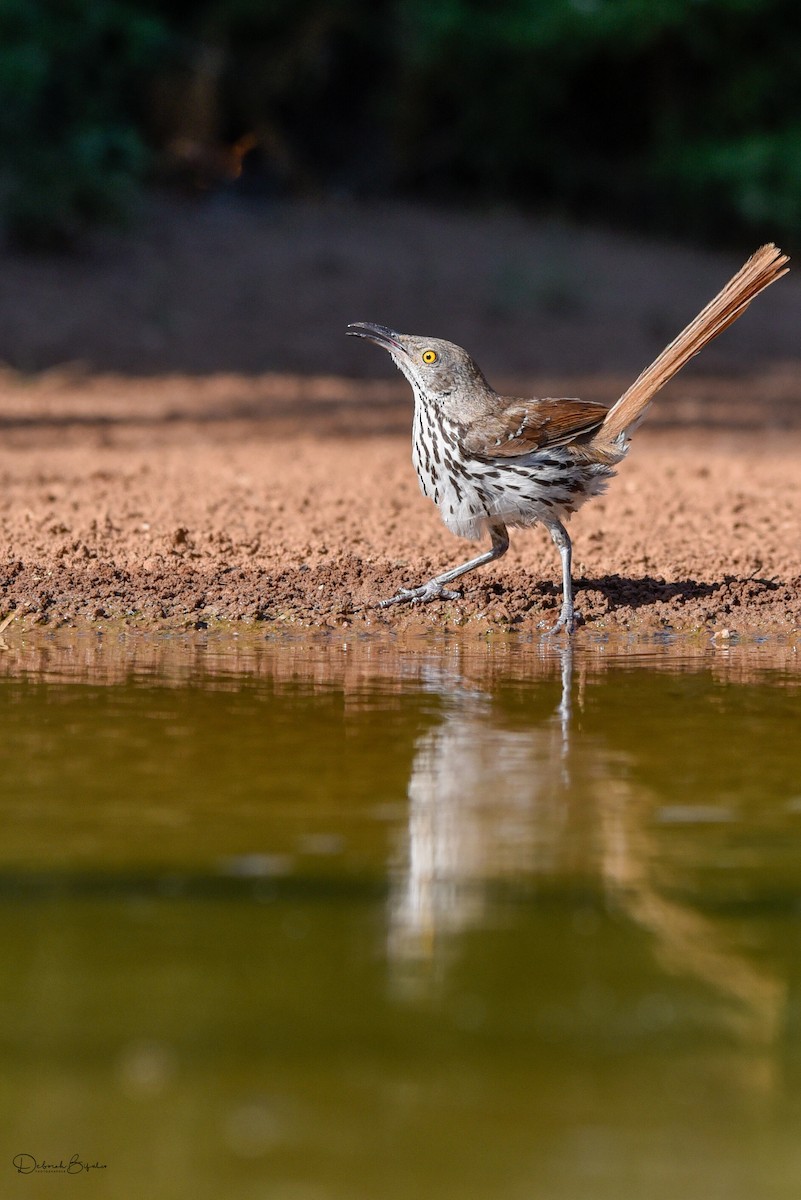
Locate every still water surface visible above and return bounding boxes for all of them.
[1,630,800,1199]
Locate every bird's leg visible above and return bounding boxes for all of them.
[545,519,578,635]
[379,523,509,608]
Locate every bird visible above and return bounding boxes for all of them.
[347,244,788,632]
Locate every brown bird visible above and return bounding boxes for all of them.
[347,244,788,632]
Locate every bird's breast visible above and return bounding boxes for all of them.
[410,394,625,540]
[411,398,492,540]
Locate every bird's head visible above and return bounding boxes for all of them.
[346,323,493,411]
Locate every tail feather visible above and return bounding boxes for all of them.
[599,243,789,442]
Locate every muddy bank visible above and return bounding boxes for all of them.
[1,367,800,636]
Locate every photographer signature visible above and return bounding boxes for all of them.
[12,1153,107,1174]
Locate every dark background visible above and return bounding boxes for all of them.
[2,0,800,252]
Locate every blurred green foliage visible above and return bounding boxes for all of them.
[384,0,801,245]
[2,0,801,248]
[0,0,168,249]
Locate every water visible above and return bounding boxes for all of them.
[1,629,800,1199]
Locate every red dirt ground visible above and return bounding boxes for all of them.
[1,199,800,637]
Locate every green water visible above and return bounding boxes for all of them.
[1,630,800,1199]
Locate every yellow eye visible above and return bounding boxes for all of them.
[422,349,438,364]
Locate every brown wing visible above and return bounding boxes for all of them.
[460,397,608,459]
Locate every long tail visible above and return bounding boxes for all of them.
[599,243,789,442]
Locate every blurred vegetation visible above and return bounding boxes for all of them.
[0,0,169,249]
[2,0,801,249]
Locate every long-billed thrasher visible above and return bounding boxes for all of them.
[347,244,788,632]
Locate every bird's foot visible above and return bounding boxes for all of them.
[378,581,461,608]
[547,603,580,636]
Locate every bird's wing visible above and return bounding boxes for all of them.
[460,397,609,458]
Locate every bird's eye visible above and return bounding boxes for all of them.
[422,349,438,364]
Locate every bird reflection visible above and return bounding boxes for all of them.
[599,780,785,1051]
[387,644,575,981]
[387,644,784,1066]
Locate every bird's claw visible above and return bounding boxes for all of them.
[378,582,461,608]
[547,605,580,636]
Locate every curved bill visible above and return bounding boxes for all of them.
[346,323,405,352]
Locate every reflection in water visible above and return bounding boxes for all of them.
[389,646,574,978]
[389,644,784,1066]
[1,631,800,1198]
[600,779,785,1051]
